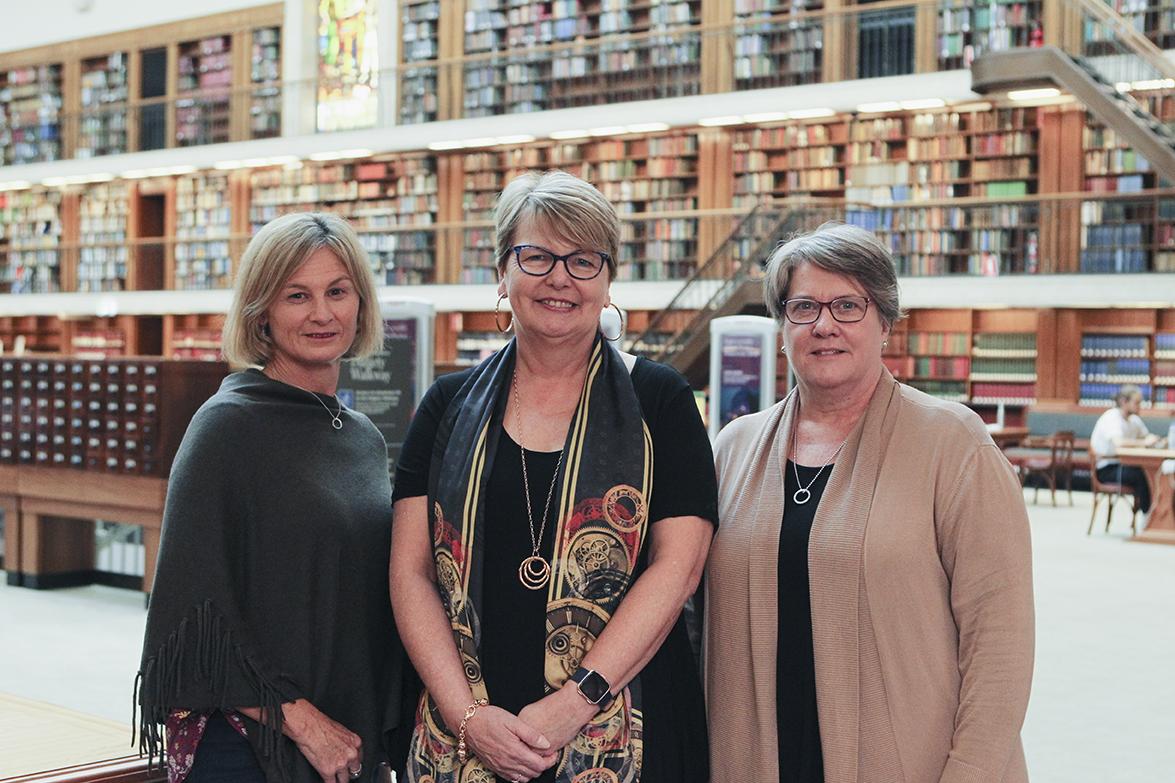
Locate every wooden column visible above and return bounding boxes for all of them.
[701,0,734,95]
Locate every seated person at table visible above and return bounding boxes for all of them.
[1091,385,1159,513]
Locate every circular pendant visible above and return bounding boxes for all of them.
[331,417,343,430]
[519,555,551,590]
[793,488,811,505]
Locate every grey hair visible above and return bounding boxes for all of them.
[763,221,902,329]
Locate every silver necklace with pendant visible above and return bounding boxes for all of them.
[308,390,344,430]
[790,413,851,505]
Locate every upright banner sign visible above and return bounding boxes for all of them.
[337,299,434,475]
[708,315,779,441]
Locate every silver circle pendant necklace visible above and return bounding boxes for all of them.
[790,409,852,505]
[309,390,344,430]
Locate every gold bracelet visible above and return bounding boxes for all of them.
[456,698,488,764]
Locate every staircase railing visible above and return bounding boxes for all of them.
[628,203,837,364]
[1066,0,1175,85]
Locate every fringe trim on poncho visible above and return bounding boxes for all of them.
[135,599,291,780]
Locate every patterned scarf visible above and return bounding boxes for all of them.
[409,335,652,783]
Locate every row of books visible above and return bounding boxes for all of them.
[1081,334,1149,357]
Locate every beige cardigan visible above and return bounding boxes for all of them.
[704,373,1033,783]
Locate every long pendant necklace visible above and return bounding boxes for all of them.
[513,371,562,590]
[308,389,344,430]
[790,409,851,505]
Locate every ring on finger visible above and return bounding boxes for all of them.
[348,765,362,780]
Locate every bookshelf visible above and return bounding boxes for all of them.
[176,35,232,146]
[462,0,702,116]
[1079,332,1151,406]
[399,0,440,124]
[731,119,847,208]
[77,53,129,157]
[1156,332,1175,409]
[250,27,282,139]
[1081,117,1156,274]
[174,172,233,291]
[970,332,1037,405]
[845,107,1040,275]
[733,0,824,90]
[0,64,63,165]
[250,155,440,285]
[77,182,130,293]
[1,189,63,294]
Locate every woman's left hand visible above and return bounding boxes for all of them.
[518,685,598,755]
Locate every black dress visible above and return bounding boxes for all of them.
[394,358,717,783]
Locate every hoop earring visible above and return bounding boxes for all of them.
[495,293,513,333]
[601,302,624,342]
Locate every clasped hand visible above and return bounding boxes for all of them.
[461,704,555,782]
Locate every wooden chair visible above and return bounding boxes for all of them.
[1087,448,1141,535]
[1017,430,1075,506]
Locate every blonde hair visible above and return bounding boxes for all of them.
[494,170,620,279]
[221,212,383,368]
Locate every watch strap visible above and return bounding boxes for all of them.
[568,667,614,711]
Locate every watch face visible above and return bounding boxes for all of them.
[578,669,609,703]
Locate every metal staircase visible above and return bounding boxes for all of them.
[972,0,1175,184]
[627,204,836,382]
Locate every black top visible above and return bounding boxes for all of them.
[777,461,831,783]
[394,357,717,783]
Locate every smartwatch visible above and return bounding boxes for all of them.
[568,667,614,711]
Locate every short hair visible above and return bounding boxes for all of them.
[1115,385,1142,406]
[221,212,383,368]
[494,170,620,279]
[764,221,903,330]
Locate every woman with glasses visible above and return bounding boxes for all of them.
[391,170,716,783]
[704,222,1034,783]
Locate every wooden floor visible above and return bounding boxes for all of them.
[0,692,136,779]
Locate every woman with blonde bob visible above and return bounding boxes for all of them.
[705,222,1034,783]
[138,212,405,783]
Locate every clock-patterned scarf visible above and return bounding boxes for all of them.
[409,334,652,783]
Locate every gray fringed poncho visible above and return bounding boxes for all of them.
[137,369,403,783]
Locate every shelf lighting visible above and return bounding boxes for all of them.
[899,98,946,110]
[494,135,537,145]
[120,170,150,179]
[1007,88,1059,101]
[214,160,245,170]
[308,148,374,161]
[549,129,590,140]
[589,126,628,136]
[787,108,837,119]
[698,115,744,126]
[625,122,670,133]
[856,101,901,114]
[1121,78,1175,92]
[427,140,466,150]
[742,112,789,123]
[0,180,32,191]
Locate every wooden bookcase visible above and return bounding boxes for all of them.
[0,63,63,166]
[77,53,129,157]
[249,154,441,285]
[0,4,282,162]
[0,188,63,294]
[883,308,1042,412]
[174,172,233,291]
